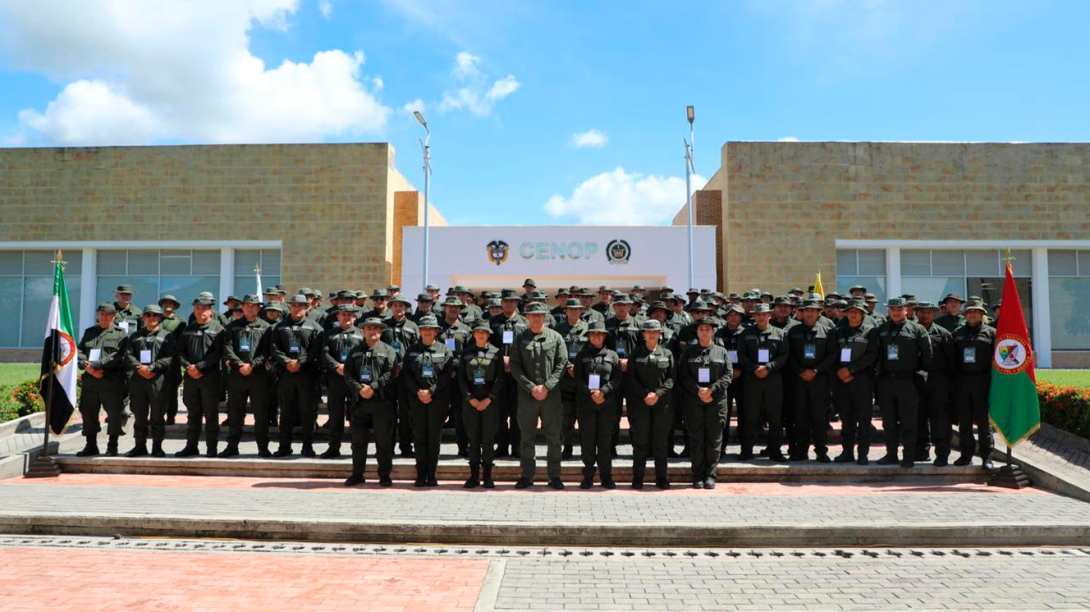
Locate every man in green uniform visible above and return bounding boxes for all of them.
[605,293,641,457]
[112,284,141,334]
[76,303,129,456]
[714,305,746,458]
[573,320,621,489]
[785,299,836,462]
[123,305,176,457]
[458,322,505,488]
[738,303,789,462]
[410,293,436,323]
[951,300,997,470]
[221,294,274,457]
[175,294,226,458]
[490,289,529,458]
[270,295,324,458]
[344,318,398,487]
[832,300,880,464]
[360,289,391,321]
[936,293,966,332]
[915,302,956,466]
[554,298,588,459]
[403,315,455,487]
[438,296,473,457]
[875,297,933,468]
[577,288,605,324]
[678,318,733,488]
[383,295,420,457]
[320,303,364,459]
[158,295,186,425]
[510,302,568,489]
[626,319,675,489]
[452,285,483,324]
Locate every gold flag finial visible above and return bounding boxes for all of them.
[1003,248,1015,266]
[51,250,66,269]
[254,263,261,275]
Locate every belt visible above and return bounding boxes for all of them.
[881,371,915,380]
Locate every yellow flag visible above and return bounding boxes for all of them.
[813,272,824,300]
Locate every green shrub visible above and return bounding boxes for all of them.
[1037,382,1090,440]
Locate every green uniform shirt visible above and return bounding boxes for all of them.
[509,326,568,398]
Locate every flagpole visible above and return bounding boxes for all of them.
[26,252,64,477]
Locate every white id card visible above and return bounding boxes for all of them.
[963,347,976,363]
[119,321,130,333]
[140,349,152,364]
[89,348,102,361]
[840,348,852,362]
[502,330,514,345]
[588,374,601,390]
[727,350,738,364]
[445,338,456,350]
[698,367,711,383]
[758,348,770,363]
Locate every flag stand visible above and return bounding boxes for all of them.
[988,445,1030,489]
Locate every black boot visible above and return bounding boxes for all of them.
[301,443,316,458]
[105,435,119,457]
[76,439,100,457]
[319,446,341,459]
[482,464,495,489]
[126,438,148,458]
[175,444,200,458]
[464,464,480,489]
[219,443,239,458]
[562,444,573,460]
[151,439,165,458]
[257,443,272,458]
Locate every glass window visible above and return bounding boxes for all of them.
[1050,250,1078,276]
[1079,251,1090,277]
[901,277,966,305]
[966,250,999,276]
[262,250,281,275]
[0,252,22,275]
[159,251,192,275]
[234,250,261,275]
[95,277,159,309]
[1010,250,1032,277]
[24,251,61,275]
[858,250,886,276]
[901,250,931,276]
[97,250,128,274]
[0,277,22,347]
[128,249,159,275]
[22,276,82,348]
[967,276,1033,341]
[234,275,281,298]
[931,250,965,276]
[192,250,221,275]
[836,276,887,314]
[1049,278,1090,350]
[836,250,857,276]
[160,276,220,320]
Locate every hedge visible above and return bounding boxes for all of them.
[1037,382,1090,441]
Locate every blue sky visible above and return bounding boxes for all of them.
[1,1,1088,226]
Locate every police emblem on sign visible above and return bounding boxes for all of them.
[486,240,510,266]
[606,239,631,265]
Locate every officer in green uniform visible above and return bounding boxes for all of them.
[864,293,886,326]
[403,315,455,487]
[175,294,226,458]
[319,304,364,459]
[383,295,420,456]
[490,289,529,458]
[270,295,324,458]
[410,292,436,323]
[343,318,398,487]
[554,298,588,459]
[550,288,571,323]
[221,295,273,457]
[875,297,933,468]
[952,300,997,470]
[936,293,966,332]
[458,322,505,488]
[915,302,956,466]
[574,320,622,489]
[510,302,568,489]
[575,287,604,324]
[452,285,484,324]
[737,303,789,462]
[112,284,141,334]
[832,300,880,464]
[605,293,641,458]
[438,296,473,457]
[626,319,675,489]
[785,299,837,462]
[715,304,746,459]
[158,295,186,425]
[75,303,129,456]
[123,305,176,457]
[678,318,733,488]
[359,289,391,321]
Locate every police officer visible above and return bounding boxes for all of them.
[403,315,454,487]
[576,288,604,324]
[678,318,732,488]
[458,322,505,488]
[123,305,176,457]
[221,295,273,457]
[832,300,880,464]
[490,289,528,459]
[626,319,675,489]
[915,301,956,466]
[554,298,588,459]
[574,320,621,489]
[343,317,398,487]
[952,300,997,470]
[510,302,568,490]
[383,295,420,456]
[175,294,226,458]
[75,303,129,456]
[875,297,933,468]
[410,292,436,323]
[438,296,473,457]
[936,293,966,332]
[361,288,391,321]
[112,284,141,334]
[738,303,789,462]
[320,303,364,459]
[785,299,836,462]
[605,293,641,457]
[452,285,484,324]
[270,295,324,458]
[158,294,186,425]
[715,304,747,459]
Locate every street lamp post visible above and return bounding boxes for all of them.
[684,105,695,290]
[414,110,431,287]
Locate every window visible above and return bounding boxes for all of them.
[0,251,83,348]
[835,249,887,312]
[233,249,282,297]
[96,250,220,320]
[1048,250,1090,351]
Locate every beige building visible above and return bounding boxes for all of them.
[0,143,441,360]
[677,141,1090,367]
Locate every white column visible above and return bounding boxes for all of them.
[1031,247,1052,368]
[219,248,234,315]
[80,247,96,334]
[885,247,901,299]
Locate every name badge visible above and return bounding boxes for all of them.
[445,338,456,351]
[616,341,627,357]
[588,374,601,390]
[698,367,711,383]
[341,348,349,362]
[139,349,152,364]
[803,344,815,360]
[392,340,402,356]
[119,321,130,333]
[89,348,102,361]
[758,348,770,364]
[727,350,738,364]
[963,347,976,363]
[473,369,486,385]
[887,344,899,361]
[502,330,514,345]
[239,338,250,353]
[422,362,435,379]
[840,348,852,362]
[359,365,372,382]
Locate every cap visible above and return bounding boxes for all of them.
[800,300,824,310]
[612,293,633,305]
[524,302,550,314]
[358,317,388,330]
[335,290,356,300]
[424,283,440,292]
[241,294,262,304]
[632,285,645,291]
[563,298,586,310]
[299,288,315,298]
[96,302,117,313]
[864,293,878,303]
[916,301,940,312]
[488,298,502,307]
[452,285,471,294]
[386,285,401,292]
[416,315,441,329]
[263,286,279,295]
[845,300,868,313]
[223,295,241,305]
[528,290,548,301]
[689,299,712,312]
[523,278,537,287]
[941,293,965,304]
[849,285,868,293]
[789,287,804,295]
[585,320,609,334]
[331,304,358,315]
[262,302,284,314]
[288,294,310,305]
[416,293,434,302]
[472,321,493,334]
[370,288,389,299]
[389,295,413,307]
[640,319,662,331]
[772,296,792,306]
[725,304,746,316]
[646,301,670,314]
[441,296,463,307]
[114,284,135,294]
[886,297,906,308]
[751,303,772,314]
[964,300,988,313]
[158,294,181,308]
[500,288,520,300]
[555,287,571,296]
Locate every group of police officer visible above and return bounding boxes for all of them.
[75,278,1000,490]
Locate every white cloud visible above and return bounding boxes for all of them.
[545,167,708,226]
[0,0,391,145]
[434,52,519,117]
[571,129,607,148]
[400,98,426,115]
[372,76,384,91]
[777,136,800,142]
[318,0,332,18]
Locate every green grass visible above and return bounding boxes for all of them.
[1037,369,1090,389]
[0,363,39,387]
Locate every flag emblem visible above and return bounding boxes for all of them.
[994,335,1029,374]
[55,331,76,368]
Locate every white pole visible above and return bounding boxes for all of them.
[416,113,431,289]
[685,110,695,290]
